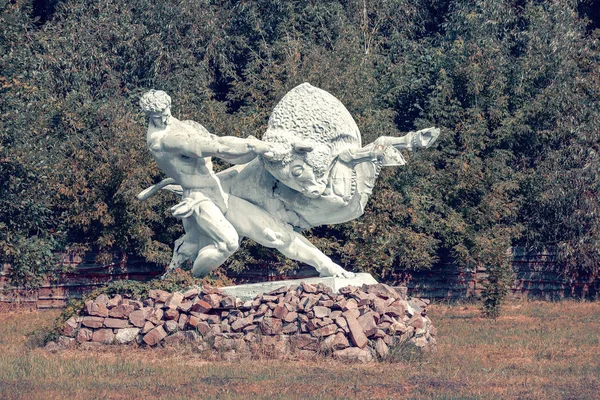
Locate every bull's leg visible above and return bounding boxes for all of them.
[226,196,355,279]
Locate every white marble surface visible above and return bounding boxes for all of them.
[219,273,379,301]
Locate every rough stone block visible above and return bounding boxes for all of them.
[191,300,212,313]
[148,289,170,303]
[164,320,178,334]
[334,347,373,363]
[115,328,140,344]
[141,321,155,334]
[231,315,254,332]
[260,318,282,335]
[164,308,180,321]
[82,316,104,329]
[107,294,122,308]
[313,306,331,318]
[345,314,368,349]
[165,292,184,310]
[92,329,115,344]
[143,325,167,346]
[375,338,389,358]
[311,324,337,338]
[76,327,93,343]
[108,304,135,319]
[104,318,131,329]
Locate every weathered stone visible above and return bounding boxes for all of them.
[330,332,350,350]
[178,300,193,313]
[128,308,149,328]
[108,304,135,319]
[164,308,180,321]
[107,294,122,308]
[163,331,186,345]
[342,298,358,311]
[409,315,425,330]
[333,347,373,363]
[141,321,155,334]
[231,315,254,332]
[338,285,358,295]
[82,316,104,329]
[375,338,389,358]
[143,325,167,346]
[220,296,236,309]
[129,300,143,310]
[244,324,258,333]
[92,329,115,344]
[220,320,231,333]
[202,293,221,308]
[313,306,331,318]
[430,325,438,337]
[345,315,368,349]
[342,309,360,319]
[182,287,199,299]
[280,322,297,334]
[188,315,200,328]
[284,311,298,323]
[148,289,170,303]
[316,317,333,328]
[301,282,317,293]
[164,320,178,333]
[164,292,184,310]
[196,321,211,335]
[57,335,76,349]
[76,327,93,343]
[45,341,59,352]
[87,301,109,318]
[311,324,337,338]
[104,318,131,329]
[357,312,378,337]
[273,304,288,319]
[178,314,189,330]
[260,318,282,335]
[62,317,78,337]
[95,293,109,305]
[147,308,164,325]
[191,299,212,313]
[254,303,269,317]
[393,286,408,300]
[115,328,140,344]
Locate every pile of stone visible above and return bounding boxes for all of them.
[52,282,436,361]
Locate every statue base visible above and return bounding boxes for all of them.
[219,273,378,301]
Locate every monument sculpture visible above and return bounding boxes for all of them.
[138,83,439,280]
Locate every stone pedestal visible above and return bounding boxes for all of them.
[219,273,378,301]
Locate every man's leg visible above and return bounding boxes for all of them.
[226,196,355,278]
[189,198,240,277]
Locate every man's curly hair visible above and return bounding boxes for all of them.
[140,90,171,113]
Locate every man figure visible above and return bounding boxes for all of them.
[139,90,354,278]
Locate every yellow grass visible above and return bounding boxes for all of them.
[1,300,599,399]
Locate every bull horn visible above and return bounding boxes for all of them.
[293,142,314,153]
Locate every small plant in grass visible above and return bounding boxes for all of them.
[386,340,427,364]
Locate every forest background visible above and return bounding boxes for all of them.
[1,0,599,313]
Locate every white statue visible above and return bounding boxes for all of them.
[138,84,438,280]
[139,90,354,279]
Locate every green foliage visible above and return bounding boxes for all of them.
[2,0,600,316]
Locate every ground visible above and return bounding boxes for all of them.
[0,300,599,399]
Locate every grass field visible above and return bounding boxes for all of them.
[1,300,599,399]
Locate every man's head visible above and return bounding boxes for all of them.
[140,90,172,129]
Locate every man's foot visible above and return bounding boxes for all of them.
[411,127,440,149]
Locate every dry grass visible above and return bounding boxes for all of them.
[1,300,599,399]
